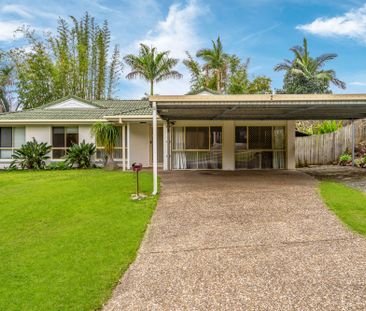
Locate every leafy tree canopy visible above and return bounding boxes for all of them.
[274,38,346,94]
[184,39,272,95]
[124,44,182,95]
[8,12,122,110]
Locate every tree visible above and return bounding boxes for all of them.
[196,36,228,92]
[274,38,346,94]
[0,51,14,112]
[10,40,56,110]
[91,122,119,170]
[124,44,182,95]
[9,13,122,109]
[184,38,272,94]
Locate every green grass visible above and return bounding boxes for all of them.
[320,181,366,236]
[0,170,157,311]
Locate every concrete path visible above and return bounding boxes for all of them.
[104,171,366,311]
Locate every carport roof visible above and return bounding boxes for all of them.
[149,94,366,120]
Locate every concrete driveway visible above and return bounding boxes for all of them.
[104,170,366,311]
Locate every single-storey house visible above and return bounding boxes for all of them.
[1,92,366,192]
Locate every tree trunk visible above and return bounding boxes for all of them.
[104,152,118,170]
[0,90,10,112]
[150,80,154,95]
[216,70,220,92]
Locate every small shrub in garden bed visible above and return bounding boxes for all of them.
[339,154,352,166]
[64,140,96,168]
[10,138,51,170]
[46,161,70,170]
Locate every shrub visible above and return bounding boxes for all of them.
[64,140,96,168]
[359,156,366,168]
[10,138,51,169]
[46,161,70,170]
[339,153,352,166]
[313,120,342,135]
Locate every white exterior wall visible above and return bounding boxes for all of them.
[129,123,150,167]
[79,125,94,144]
[1,120,296,170]
[0,125,52,168]
[26,125,51,144]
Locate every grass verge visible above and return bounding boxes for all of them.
[320,181,366,236]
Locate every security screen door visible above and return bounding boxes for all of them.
[235,126,286,169]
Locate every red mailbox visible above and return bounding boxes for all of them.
[132,163,143,197]
[132,163,143,172]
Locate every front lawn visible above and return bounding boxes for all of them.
[320,181,366,236]
[0,170,157,311]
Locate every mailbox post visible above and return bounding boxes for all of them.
[132,163,143,196]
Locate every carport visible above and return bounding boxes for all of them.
[149,94,366,194]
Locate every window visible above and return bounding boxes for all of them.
[248,126,272,149]
[235,126,286,169]
[235,127,247,149]
[185,127,209,149]
[0,127,25,159]
[172,126,222,169]
[96,126,127,161]
[52,127,79,159]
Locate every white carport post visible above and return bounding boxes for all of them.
[163,121,169,170]
[352,119,355,167]
[127,123,131,169]
[152,101,158,195]
[122,124,126,171]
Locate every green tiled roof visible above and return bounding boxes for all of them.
[0,97,152,121]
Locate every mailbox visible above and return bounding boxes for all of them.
[132,163,143,172]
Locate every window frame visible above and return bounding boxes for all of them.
[51,126,79,159]
[0,127,26,160]
[172,126,223,152]
[171,126,223,170]
[235,125,287,169]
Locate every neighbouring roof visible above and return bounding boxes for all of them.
[150,94,366,120]
[0,96,152,122]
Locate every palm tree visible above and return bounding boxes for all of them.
[274,38,346,91]
[196,36,228,92]
[124,44,182,95]
[91,122,119,170]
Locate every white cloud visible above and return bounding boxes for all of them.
[297,4,366,42]
[127,0,209,96]
[138,0,208,59]
[0,21,24,41]
[2,4,33,18]
[1,4,58,20]
[350,81,366,86]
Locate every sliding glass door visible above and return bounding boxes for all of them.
[235,126,286,169]
[172,126,222,169]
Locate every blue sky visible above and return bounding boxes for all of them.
[1,0,366,98]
